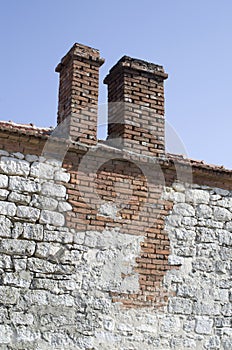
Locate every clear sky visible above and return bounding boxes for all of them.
[0,0,232,168]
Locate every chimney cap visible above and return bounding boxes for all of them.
[104,55,168,84]
[55,42,105,72]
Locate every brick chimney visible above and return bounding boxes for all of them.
[56,43,104,145]
[104,56,168,157]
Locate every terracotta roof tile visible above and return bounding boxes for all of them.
[0,120,53,137]
[167,153,231,173]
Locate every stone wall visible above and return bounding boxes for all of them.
[0,149,231,349]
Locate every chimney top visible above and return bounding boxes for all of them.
[55,42,105,73]
[55,42,104,145]
[104,55,168,84]
[103,53,168,157]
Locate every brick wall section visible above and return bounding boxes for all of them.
[55,43,104,145]
[0,131,47,156]
[64,151,179,308]
[104,56,168,157]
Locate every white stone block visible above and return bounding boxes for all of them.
[159,316,181,333]
[0,201,16,216]
[54,171,70,183]
[40,210,65,227]
[0,324,13,343]
[196,204,213,218]
[31,194,58,210]
[0,215,12,237]
[41,182,66,198]
[30,162,55,179]
[2,271,33,288]
[166,215,182,227]
[0,156,30,176]
[217,229,232,246]
[8,191,31,205]
[168,255,183,265]
[35,242,62,259]
[173,203,195,216]
[0,189,9,200]
[44,229,73,243]
[9,176,41,193]
[225,221,232,232]
[217,197,232,208]
[172,182,186,192]
[25,154,39,163]
[0,286,20,305]
[57,201,72,212]
[12,152,24,159]
[0,174,8,188]
[0,238,36,256]
[16,206,40,221]
[186,189,210,204]
[214,207,232,221]
[168,297,192,314]
[11,311,34,325]
[22,223,44,241]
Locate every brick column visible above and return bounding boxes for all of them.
[104,56,168,157]
[56,43,104,145]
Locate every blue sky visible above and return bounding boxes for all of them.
[0,0,232,168]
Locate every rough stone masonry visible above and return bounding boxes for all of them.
[0,43,231,349]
